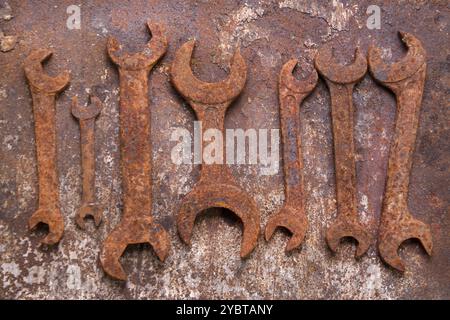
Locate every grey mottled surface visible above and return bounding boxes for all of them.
[0,0,449,299]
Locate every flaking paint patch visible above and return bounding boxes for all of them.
[1,262,21,278]
[359,192,370,223]
[3,134,17,150]
[23,265,46,285]
[279,0,358,39]
[0,87,7,99]
[215,4,268,63]
[365,264,383,295]
[66,264,82,290]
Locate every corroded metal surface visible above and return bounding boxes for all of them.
[71,94,103,229]
[315,45,372,257]
[0,0,449,299]
[171,40,260,258]
[265,59,317,252]
[368,33,432,272]
[23,49,70,245]
[100,22,170,281]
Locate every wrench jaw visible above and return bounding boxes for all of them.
[379,216,433,272]
[76,203,103,229]
[326,219,372,258]
[107,21,168,71]
[265,206,308,252]
[315,46,367,84]
[28,207,64,245]
[71,96,103,120]
[100,219,171,281]
[23,49,70,94]
[177,183,260,258]
[170,40,247,105]
[368,32,426,86]
[279,59,318,95]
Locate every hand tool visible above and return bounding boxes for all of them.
[100,21,170,280]
[315,45,372,257]
[71,94,103,229]
[265,59,317,252]
[368,32,432,271]
[171,40,260,258]
[24,49,70,245]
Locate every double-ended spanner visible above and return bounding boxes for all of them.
[265,59,317,252]
[369,32,432,271]
[24,49,70,245]
[100,22,170,280]
[171,40,260,258]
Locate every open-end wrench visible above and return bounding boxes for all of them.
[24,49,70,245]
[265,59,317,252]
[171,40,260,258]
[315,45,372,257]
[100,22,170,281]
[71,95,103,229]
[368,32,432,271]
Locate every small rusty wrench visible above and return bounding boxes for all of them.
[265,59,317,252]
[24,49,70,245]
[171,40,260,258]
[369,32,432,271]
[315,45,372,257]
[100,22,170,280]
[71,95,103,229]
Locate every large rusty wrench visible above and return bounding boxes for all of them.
[71,95,103,229]
[100,22,170,281]
[265,59,317,252]
[171,40,260,258]
[315,45,372,257]
[369,32,432,271]
[24,49,70,245]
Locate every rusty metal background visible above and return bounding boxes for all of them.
[0,0,449,299]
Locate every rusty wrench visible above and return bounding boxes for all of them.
[71,95,103,229]
[315,45,372,257]
[265,59,317,252]
[171,40,260,258]
[369,32,432,271]
[24,49,70,245]
[100,22,170,280]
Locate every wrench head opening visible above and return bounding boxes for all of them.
[23,49,70,94]
[71,95,103,120]
[279,59,318,95]
[326,219,372,258]
[100,219,170,281]
[170,40,247,105]
[76,203,103,229]
[265,205,308,252]
[379,216,432,272]
[177,183,260,258]
[315,45,367,84]
[28,207,64,245]
[368,32,426,84]
[107,21,167,71]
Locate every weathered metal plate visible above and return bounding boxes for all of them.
[0,0,449,299]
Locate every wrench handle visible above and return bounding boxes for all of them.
[31,92,59,208]
[192,103,234,183]
[79,119,96,204]
[118,69,153,221]
[383,66,426,216]
[279,94,304,207]
[328,83,358,220]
